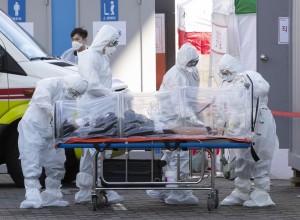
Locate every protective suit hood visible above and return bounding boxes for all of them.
[90,25,120,54]
[218,54,242,74]
[176,43,199,70]
[63,74,88,95]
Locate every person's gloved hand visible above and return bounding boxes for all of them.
[75,118,90,127]
[188,116,206,126]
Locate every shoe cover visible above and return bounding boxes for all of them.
[75,189,91,204]
[75,172,93,204]
[165,190,198,205]
[106,190,124,205]
[220,194,245,206]
[20,188,42,209]
[41,189,69,207]
[243,189,275,207]
[220,188,249,206]
[146,190,171,201]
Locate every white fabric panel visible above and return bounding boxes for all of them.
[209,12,241,86]
[212,0,234,15]
[177,1,186,30]
[210,13,229,86]
[211,14,228,55]
[227,14,240,58]
[236,14,257,71]
[177,0,212,32]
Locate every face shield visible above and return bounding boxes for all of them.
[186,58,199,67]
[107,39,119,47]
[65,88,82,100]
[185,59,199,73]
[64,75,88,100]
[104,39,119,56]
[219,69,236,82]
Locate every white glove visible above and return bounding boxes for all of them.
[75,118,90,127]
[188,116,206,127]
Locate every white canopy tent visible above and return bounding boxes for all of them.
[210,0,257,86]
[177,0,212,54]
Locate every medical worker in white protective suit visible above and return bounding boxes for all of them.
[147,42,200,205]
[217,54,279,207]
[74,24,124,205]
[18,75,88,209]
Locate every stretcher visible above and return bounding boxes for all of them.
[58,136,252,211]
[55,86,253,211]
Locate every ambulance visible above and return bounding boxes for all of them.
[0,9,82,187]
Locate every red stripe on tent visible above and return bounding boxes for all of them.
[211,22,228,28]
[272,110,300,118]
[210,49,226,55]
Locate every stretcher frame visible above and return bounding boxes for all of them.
[58,136,252,211]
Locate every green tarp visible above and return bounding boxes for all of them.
[235,0,256,14]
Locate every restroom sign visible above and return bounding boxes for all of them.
[101,0,118,21]
[8,0,26,22]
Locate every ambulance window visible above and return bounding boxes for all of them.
[0,10,47,60]
[0,45,26,76]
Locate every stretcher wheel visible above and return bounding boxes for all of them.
[207,197,213,211]
[92,192,107,211]
[207,189,219,211]
[214,189,219,208]
[100,191,108,206]
[92,195,98,211]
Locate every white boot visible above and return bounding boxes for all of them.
[41,189,69,207]
[41,177,69,207]
[220,188,249,206]
[146,190,171,201]
[220,177,252,206]
[75,172,93,204]
[165,190,198,205]
[243,189,275,207]
[106,190,124,205]
[244,176,275,207]
[20,179,42,209]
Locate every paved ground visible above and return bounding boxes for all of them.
[0,174,299,220]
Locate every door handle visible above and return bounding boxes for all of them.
[260,54,268,62]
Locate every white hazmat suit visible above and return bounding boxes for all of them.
[61,47,79,64]
[218,54,279,207]
[75,24,124,205]
[147,42,200,205]
[18,75,88,209]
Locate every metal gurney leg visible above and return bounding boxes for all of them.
[92,150,107,211]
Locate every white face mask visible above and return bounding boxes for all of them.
[185,66,197,73]
[104,46,117,56]
[72,41,82,51]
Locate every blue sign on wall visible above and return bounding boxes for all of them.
[101,0,118,21]
[8,0,26,22]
